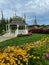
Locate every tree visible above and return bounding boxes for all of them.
[1,18,6,30]
[40,24,46,28]
[9,17,12,23]
[23,19,26,23]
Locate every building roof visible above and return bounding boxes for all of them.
[10,16,28,26]
[10,21,28,26]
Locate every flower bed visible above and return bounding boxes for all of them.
[0,37,49,65]
[29,28,49,34]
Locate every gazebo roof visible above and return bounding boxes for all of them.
[9,16,28,26]
[10,21,28,26]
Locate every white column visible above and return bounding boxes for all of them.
[17,25,19,30]
[25,25,28,34]
[25,25,27,30]
[8,24,11,34]
[15,25,19,36]
[6,24,7,33]
[6,24,8,33]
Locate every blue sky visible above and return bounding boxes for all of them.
[0,0,49,25]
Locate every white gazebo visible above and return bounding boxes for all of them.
[6,18,28,37]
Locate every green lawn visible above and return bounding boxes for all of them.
[0,34,49,48]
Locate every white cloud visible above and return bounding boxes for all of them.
[0,0,9,4]
[24,0,49,14]
[0,0,49,19]
[0,0,5,4]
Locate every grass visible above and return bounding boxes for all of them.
[0,33,49,48]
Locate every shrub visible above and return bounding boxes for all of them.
[29,28,49,34]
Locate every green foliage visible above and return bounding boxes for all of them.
[0,34,49,48]
[0,18,6,34]
[40,25,46,28]
[23,19,26,23]
[9,17,12,23]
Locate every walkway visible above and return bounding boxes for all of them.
[0,36,11,42]
[0,33,15,42]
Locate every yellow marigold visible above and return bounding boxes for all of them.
[20,63,23,65]
[15,48,27,56]
[24,43,35,51]
[18,60,21,64]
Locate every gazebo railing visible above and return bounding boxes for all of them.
[18,30,26,34]
[11,30,15,33]
[15,29,28,36]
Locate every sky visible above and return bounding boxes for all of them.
[0,0,49,25]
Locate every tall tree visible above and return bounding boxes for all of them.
[1,10,6,30]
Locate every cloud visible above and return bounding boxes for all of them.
[0,0,49,14]
[0,0,49,20]
[0,0,6,4]
[24,0,49,14]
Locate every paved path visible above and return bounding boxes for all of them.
[0,33,15,42]
[0,36,11,42]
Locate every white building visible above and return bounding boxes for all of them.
[6,16,28,37]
